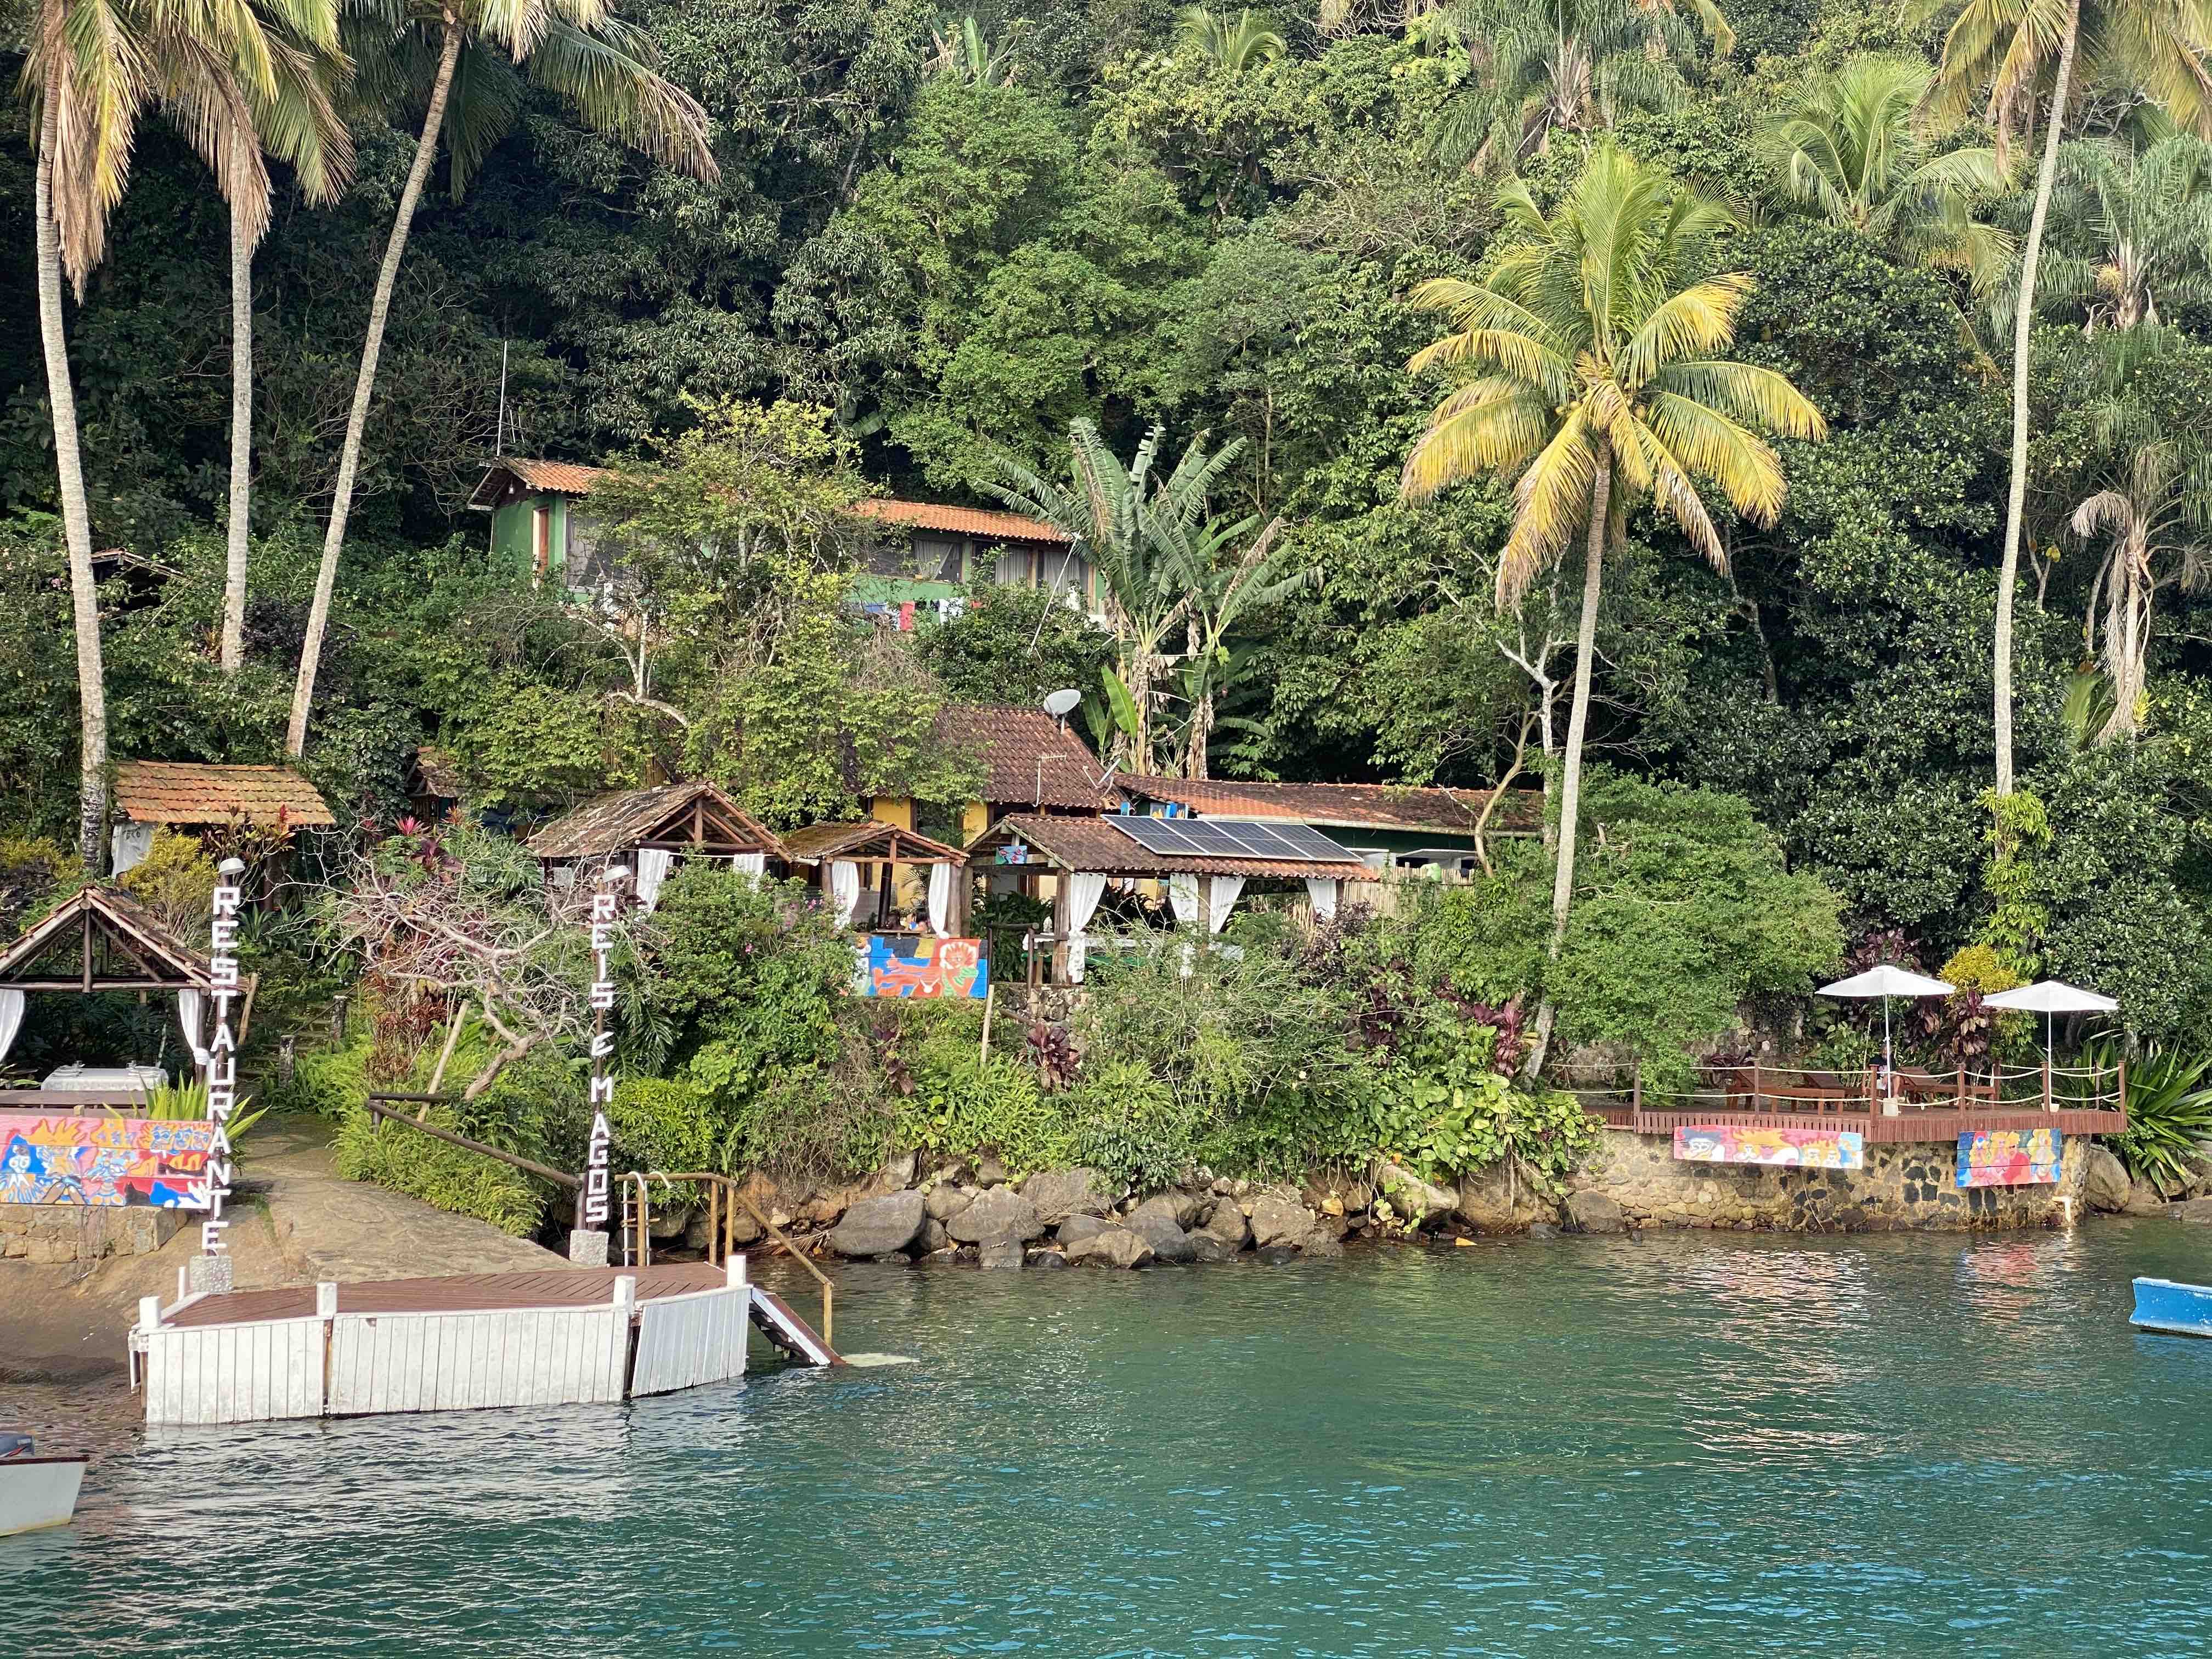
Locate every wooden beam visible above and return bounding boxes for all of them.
[81,908,93,992]
[0,978,205,991]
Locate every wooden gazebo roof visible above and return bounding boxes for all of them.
[0,886,211,992]
[525,782,783,862]
[779,821,967,867]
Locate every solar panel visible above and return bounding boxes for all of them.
[1109,815,1355,864]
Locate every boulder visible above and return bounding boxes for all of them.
[1031,1249,1069,1271]
[2081,1146,2132,1213]
[1304,1175,1373,1217]
[1564,1189,1626,1235]
[825,1191,927,1259]
[924,1159,972,1188]
[1021,1167,1113,1224]
[924,1184,976,1222]
[1199,1201,1251,1250]
[946,1186,1044,1245]
[915,1217,952,1255]
[1302,1232,1346,1260]
[1187,1232,1241,1263]
[974,1154,1010,1187]
[2168,1196,2212,1225]
[1128,1193,1204,1232]
[1057,1214,1111,1247]
[1254,1243,1301,1265]
[1374,1160,1456,1229]
[1249,1194,1318,1249]
[978,1238,1027,1269]
[1123,1208,1195,1263]
[1527,1221,1560,1240]
[2125,1177,2170,1216]
[876,1150,919,1190]
[1454,1165,1551,1232]
[1065,1226,1155,1268]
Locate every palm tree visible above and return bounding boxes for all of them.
[2024,134,2212,334]
[284,0,719,758]
[1176,7,1288,72]
[981,422,1246,773]
[1427,0,1733,173]
[21,0,334,865]
[212,5,355,675]
[1761,54,2012,301]
[926,15,1018,85]
[1400,143,1825,1065]
[1161,512,1311,778]
[2070,438,2209,743]
[1915,0,2212,797]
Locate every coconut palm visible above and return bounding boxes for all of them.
[1427,0,1733,173]
[2070,439,2210,742]
[20,0,345,865]
[1760,54,2012,301]
[285,0,719,758]
[2020,133,2212,335]
[1914,0,2212,797]
[1400,143,1825,1063]
[1176,6,1288,72]
[213,7,354,676]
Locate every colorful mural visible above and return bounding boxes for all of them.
[855,935,987,999]
[0,1115,214,1207]
[1673,1124,1866,1170]
[1957,1127,2063,1188]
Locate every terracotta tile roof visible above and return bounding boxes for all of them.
[969,815,1370,882]
[780,821,966,865]
[525,782,782,861]
[853,498,1071,545]
[112,762,337,828]
[1118,776,1542,836]
[507,459,607,495]
[932,706,1118,811]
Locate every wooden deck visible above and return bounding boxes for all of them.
[165,1263,728,1328]
[1582,1099,2125,1142]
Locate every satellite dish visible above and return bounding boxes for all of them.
[1042,688,1082,719]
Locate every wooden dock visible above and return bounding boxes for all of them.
[131,1255,841,1427]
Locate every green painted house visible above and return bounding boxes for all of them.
[468,459,1096,629]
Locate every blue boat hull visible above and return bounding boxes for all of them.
[2132,1277,2212,1338]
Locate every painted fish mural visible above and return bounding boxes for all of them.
[1673,1124,1866,1170]
[0,1115,213,1207]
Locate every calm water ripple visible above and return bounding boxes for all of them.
[8,1222,2212,1657]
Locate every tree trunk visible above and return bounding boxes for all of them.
[35,100,111,871]
[1186,693,1214,780]
[1992,0,2079,797]
[221,169,253,674]
[1526,450,1611,1079]
[286,16,465,757]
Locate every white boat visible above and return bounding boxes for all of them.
[1,1436,88,1537]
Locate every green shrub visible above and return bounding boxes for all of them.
[1064,1060,1205,1191]
[896,1054,1069,1174]
[333,1107,547,1235]
[2097,1041,2212,1193]
[608,1077,717,1175]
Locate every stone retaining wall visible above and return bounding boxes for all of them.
[1,1203,189,1263]
[1568,1128,2089,1232]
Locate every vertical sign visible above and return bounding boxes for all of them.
[194,857,247,1252]
[580,863,627,1234]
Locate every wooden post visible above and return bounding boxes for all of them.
[707,1181,721,1267]
[1630,1060,1642,1132]
[1050,877,1070,985]
[1752,1060,1762,1113]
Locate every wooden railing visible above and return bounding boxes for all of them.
[621,1170,834,1350]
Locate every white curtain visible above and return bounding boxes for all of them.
[1168,873,1201,927]
[1304,877,1340,922]
[633,849,676,912]
[177,989,208,1068]
[0,989,24,1069]
[1207,876,1245,934]
[111,822,155,876]
[1063,872,1109,983]
[830,860,862,929]
[927,863,955,936]
[731,851,766,883]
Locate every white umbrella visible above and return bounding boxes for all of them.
[1816,963,1955,1081]
[1984,980,2119,1088]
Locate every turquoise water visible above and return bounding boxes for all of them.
[11,1222,2212,1657]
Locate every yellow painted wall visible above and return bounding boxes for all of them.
[868,796,915,830]
[960,800,990,845]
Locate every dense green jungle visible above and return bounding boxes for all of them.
[8,0,2212,1225]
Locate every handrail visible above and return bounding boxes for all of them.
[622,1169,834,1350]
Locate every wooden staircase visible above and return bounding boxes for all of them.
[748,1286,841,1367]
